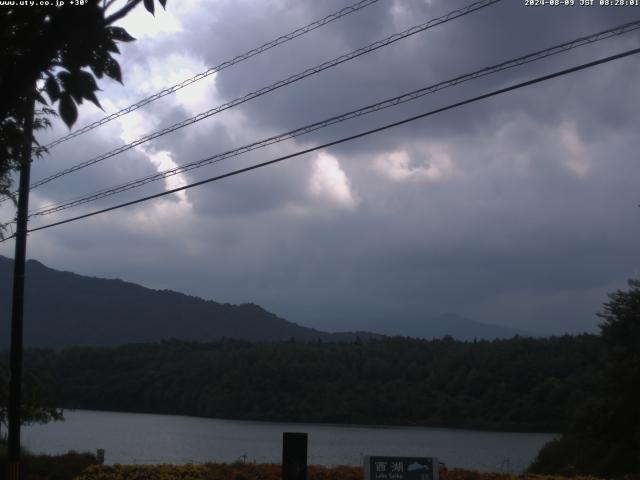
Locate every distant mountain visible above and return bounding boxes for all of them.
[0,256,373,348]
[387,313,535,341]
[0,256,531,348]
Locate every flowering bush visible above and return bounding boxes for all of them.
[73,464,605,480]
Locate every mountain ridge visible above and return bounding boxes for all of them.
[0,255,530,348]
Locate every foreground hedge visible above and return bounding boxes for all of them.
[0,448,98,480]
[73,464,605,480]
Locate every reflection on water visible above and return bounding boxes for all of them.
[22,410,555,472]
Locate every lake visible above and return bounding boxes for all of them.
[22,410,555,473]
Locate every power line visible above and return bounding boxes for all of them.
[39,0,383,151]
[23,0,501,194]
[14,46,639,238]
[27,19,640,218]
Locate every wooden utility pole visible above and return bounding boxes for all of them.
[7,90,35,480]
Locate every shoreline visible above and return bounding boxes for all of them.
[58,408,561,435]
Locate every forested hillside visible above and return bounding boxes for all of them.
[10,335,603,432]
[0,257,522,347]
[0,257,361,347]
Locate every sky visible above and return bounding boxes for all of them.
[2,0,640,336]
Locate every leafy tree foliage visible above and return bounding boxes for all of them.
[0,0,167,206]
[7,334,604,432]
[0,0,169,424]
[0,360,62,439]
[530,279,640,476]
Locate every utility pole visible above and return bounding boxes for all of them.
[7,89,35,480]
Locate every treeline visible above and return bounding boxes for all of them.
[529,280,640,476]
[7,335,603,432]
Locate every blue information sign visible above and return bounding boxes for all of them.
[364,456,439,480]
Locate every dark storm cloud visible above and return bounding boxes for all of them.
[194,0,639,144]
[2,0,639,337]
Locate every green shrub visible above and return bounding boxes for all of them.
[0,441,98,480]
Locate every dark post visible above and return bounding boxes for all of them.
[282,432,307,480]
[7,91,35,480]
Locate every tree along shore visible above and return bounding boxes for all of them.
[1,334,602,432]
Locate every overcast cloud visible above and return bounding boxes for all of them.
[2,0,639,336]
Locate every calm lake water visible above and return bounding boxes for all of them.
[22,410,555,473]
